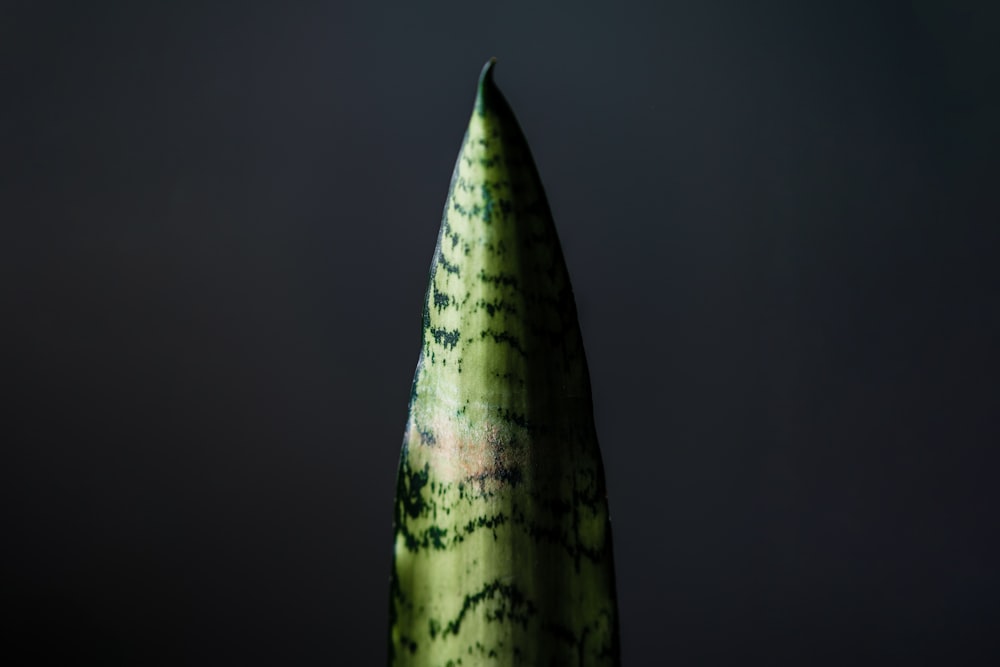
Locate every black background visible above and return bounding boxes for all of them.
[4,1,999,664]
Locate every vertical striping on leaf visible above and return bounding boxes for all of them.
[389,59,621,667]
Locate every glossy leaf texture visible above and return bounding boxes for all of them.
[389,59,620,667]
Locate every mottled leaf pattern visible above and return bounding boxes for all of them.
[390,60,620,667]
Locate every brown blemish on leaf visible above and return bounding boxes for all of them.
[406,415,528,493]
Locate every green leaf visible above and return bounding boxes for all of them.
[389,59,621,667]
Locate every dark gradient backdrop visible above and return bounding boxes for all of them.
[4,1,998,664]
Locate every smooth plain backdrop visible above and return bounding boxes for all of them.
[5,1,999,664]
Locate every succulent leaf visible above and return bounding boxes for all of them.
[390,59,620,667]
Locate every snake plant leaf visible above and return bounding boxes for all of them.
[389,58,621,667]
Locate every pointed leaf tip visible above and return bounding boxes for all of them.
[475,57,498,111]
[479,57,497,85]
